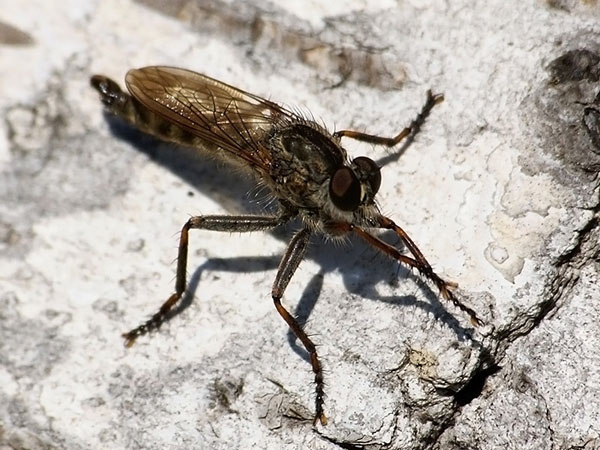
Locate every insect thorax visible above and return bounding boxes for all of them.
[266,122,347,210]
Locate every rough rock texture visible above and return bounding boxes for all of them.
[1,1,599,449]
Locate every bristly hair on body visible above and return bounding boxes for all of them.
[91,65,484,426]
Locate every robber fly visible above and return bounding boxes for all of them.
[91,66,483,426]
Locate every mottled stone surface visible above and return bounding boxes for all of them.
[1,1,598,449]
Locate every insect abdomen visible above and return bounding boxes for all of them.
[90,75,199,147]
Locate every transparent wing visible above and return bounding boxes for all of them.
[125,66,290,170]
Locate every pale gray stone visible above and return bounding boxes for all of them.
[1,1,598,449]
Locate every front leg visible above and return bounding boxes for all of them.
[351,216,484,326]
[123,214,289,346]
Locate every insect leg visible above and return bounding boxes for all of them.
[333,90,443,146]
[351,217,484,326]
[270,228,327,426]
[122,214,288,347]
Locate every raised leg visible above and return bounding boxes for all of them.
[270,228,327,426]
[351,216,484,326]
[333,90,443,146]
[122,214,288,347]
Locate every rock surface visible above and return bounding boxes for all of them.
[1,1,599,449]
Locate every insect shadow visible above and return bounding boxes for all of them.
[105,117,477,364]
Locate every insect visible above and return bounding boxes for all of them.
[91,66,483,426]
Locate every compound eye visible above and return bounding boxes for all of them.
[329,167,361,211]
[353,156,381,195]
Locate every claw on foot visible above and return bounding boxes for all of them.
[122,332,138,348]
[314,412,328,426]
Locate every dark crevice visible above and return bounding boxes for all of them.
[454,363,502,407]
[555,215,600,266]
[321,435,368,450]
[494,207,599,344]
[337,443,367,450]
[432,208,600,447]
[525,211,600,334]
